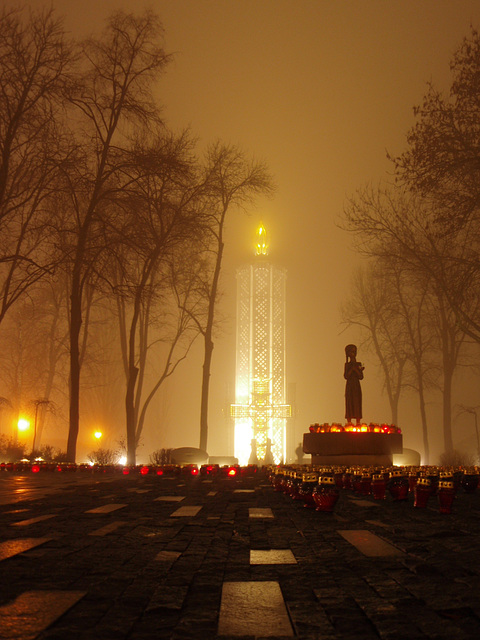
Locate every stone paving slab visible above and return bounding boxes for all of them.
[169,505,202,517]
[337,529,404,557]
[10,514,57,526]
[85,503,127,514]
[0,538,52,561]
[89,520,126,536]
[218,581,294,637]
[0,590,86,640]
[249,507,274,518]
[1,471,480,638]
[250,549,297,565]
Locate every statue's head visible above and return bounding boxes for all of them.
[345,344,357,359]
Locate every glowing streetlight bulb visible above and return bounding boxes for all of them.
[17,418,30,432]
[94,431,102,440]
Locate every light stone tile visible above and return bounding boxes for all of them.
[85,503,127,514]
[154,496,185,502]
[234,489,255,493]
[337,529,403,556]
[170,506,202,517]
[207,491,217,496]
[155,550,181,562]
[10,515,56,526]
[365,520,395,531]
[4,509,29,514]
[89,521,125,536]
[249,507,274,518]
[250,549,297,565]
[348,497,380,507]
[218,581,293,637]
[0,590,86,640]
[0,538,52,562]
[146,584,188,612]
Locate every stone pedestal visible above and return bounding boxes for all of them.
[303,432,403,467]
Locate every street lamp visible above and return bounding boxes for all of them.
[17,418,30,433]
[17,418,30,449]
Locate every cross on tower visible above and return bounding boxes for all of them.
[231,379,291,462]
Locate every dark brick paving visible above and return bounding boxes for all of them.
[1,469,480,639]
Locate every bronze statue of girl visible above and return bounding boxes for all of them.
[344,344,364,425]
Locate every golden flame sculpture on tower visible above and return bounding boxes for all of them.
[255,223,269,256]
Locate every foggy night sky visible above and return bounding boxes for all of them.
[21,0,480,462]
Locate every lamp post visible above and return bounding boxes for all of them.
[31,399,52,453]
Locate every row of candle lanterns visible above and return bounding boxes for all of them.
[268,465,479,514]
[308,422,401,434]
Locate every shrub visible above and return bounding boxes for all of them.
[0,435,27,462]
[150,448,173,465]
[87,448,119,465]
[439,449,476,467]
[26,445,66,462]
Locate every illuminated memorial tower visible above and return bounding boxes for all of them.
[231,224,291,465]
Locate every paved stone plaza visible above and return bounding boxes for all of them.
[1,468,480,639]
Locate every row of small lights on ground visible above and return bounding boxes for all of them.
[268,464,480,514]
[0,462,258,477]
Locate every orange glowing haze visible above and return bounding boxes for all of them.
[7,0,480,464]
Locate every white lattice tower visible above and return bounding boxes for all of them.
[230,224,291,465]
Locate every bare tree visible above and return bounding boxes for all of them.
[390,267,435,463]
[106,130,206,464]
[30,398,56,452]
[343,186,474,455]
[342,263,408,427]
[392,26,480,342]
[0,281,68,442]
[456,404,480,464]
[0,6,73,326]
[62,10,171,461]
[192,142,274,452]
[119,258,204,464]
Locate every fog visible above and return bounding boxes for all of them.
[3,0,480,464]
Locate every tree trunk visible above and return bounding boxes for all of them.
[439,300,455,456]
[443,364,454,454]
[199,334,214,451]
[417,374,430,464]
[198,218,225,453]
[125,286,144,466]
[125,364,139,465]
[66,283,82,462]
